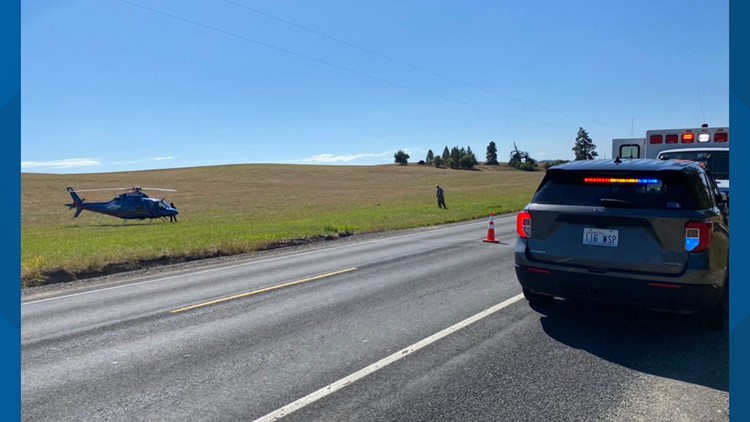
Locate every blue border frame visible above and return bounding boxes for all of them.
[2,0,20,418]
[730,0,748,418]
[8,0,743,419]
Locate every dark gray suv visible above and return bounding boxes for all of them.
[514,159,729,328]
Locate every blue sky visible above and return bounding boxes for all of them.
[21,0,729,174]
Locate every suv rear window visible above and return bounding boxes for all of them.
[532,169,712,210]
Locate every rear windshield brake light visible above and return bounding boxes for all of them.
[584,177,659,185]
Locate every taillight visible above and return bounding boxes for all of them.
[649,135,663,144]
[685,221,713,253]
[714,132,728,142]
[681,132,695,143]
[517,212,531,239]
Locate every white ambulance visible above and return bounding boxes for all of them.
[612,124,729,193]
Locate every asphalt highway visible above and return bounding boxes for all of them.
[22,215,728,421]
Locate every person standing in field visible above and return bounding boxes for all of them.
[169,202,178,222]
[436,185,446,209]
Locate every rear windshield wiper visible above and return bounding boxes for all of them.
[599,198,634,208]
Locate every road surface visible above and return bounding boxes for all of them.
[22,216,728,421]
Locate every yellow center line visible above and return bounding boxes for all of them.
[169,267,358,314]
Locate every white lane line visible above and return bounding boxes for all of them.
[23,217,513,305]
[252,293,525,422]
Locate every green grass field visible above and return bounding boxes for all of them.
[21,163,544,287]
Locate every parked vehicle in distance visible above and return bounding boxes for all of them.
[513,158,729,329]
[656,147,729,196]
[612,124,729,196]
[611,124,728,160]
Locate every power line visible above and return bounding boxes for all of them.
[113,0,574,129]
[221,0,620,129]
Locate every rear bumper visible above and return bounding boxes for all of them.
[514,263,724,313]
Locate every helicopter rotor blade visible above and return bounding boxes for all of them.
[70,187,177,193]
[138,188,178,192]
[69,187,131,193]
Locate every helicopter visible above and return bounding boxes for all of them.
[65,186,179,221]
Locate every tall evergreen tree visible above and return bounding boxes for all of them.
[442,146,450,162]
[572,127,599,160]
[486,141,499,165]
[426,150,434,165]
[450,146,462,168]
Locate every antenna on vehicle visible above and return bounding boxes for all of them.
[697,88,707,123]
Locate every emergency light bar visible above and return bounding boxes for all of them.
[584,178,660,185]
[681,132,695,143]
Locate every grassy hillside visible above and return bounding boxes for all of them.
[21,163,544,287]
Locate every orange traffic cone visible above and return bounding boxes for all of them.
[483,212,500,243]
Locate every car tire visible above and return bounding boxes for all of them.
[523,288,555,305]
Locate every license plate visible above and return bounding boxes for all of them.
[583,228,619,247]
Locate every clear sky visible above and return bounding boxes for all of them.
[21,0,729,174]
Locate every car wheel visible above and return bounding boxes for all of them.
[523,288,555,305]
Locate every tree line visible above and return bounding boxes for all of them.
[394,126,598,171]
[425,146,479,169]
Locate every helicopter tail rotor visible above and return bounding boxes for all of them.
[66,187,84,204]
[66,187,86,218]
